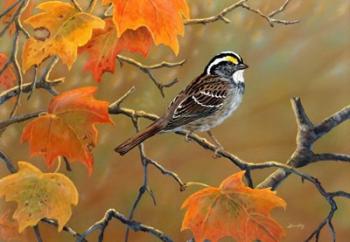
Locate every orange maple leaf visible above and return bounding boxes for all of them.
[0,162,78,232]
[21,87,112,174]
[80,19,153,82]
[0,53,16,90]
[21,1,105,72]
[181,171,286,242]
[108,0,190,55]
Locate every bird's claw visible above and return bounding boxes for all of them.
[213,146,223,158]
[185,131,192,142]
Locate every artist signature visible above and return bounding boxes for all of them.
[287,224,305,230]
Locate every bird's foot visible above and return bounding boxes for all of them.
[185,131,192,142]
[213,145,223,159]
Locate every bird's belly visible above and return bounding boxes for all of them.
[182,88,243,132]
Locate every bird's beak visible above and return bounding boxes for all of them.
[237,63,249,70]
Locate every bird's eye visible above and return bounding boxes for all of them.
[225,56,238,64]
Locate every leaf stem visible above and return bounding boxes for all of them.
[185,181,210,188]
[87,0,98,13]
[54,156,62,173]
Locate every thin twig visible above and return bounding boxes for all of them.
[0,0,22,19]
[27,66,39,100]
[70,0,83,12]
[33,225,43,242]
[77,209,172,242]
[117,55,185,97]
[0,0,23,37]
[185,0,246,25]
[0,78,63,105]
[185,0,299,27]
[269,0,292,17]
[124,117,156,242]
[0,150,17,173]
[0,56,63,105]
[147,158,186,191]
[0,111,44,130]
[41,218,86,242]
[87,0,98,13]
[63,157,73,172]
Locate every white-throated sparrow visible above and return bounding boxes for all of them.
[115,51,248,155]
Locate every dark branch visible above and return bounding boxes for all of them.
[258,97,350,190]
[41,218,86,242]
[0,150,17,173]
[77,209,173,242]
[0,111,44,130]
[33,225,43,242]
[0,0,21,19]
[117,55,185,97]
[311,153,350,164]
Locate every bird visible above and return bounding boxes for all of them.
[115,51,248,155]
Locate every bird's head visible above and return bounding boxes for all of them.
[204,51,248,83]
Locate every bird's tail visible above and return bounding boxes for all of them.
[115,118,168,155]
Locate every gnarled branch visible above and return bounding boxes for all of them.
[257,97,350,189]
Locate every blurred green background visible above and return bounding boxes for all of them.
[0,0,350,241]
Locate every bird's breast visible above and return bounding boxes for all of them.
[183,84,244,132]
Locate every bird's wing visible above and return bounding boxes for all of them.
[165,75,229,130]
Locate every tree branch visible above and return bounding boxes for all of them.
[41,218,86,242]
[0,111,44,130]
[77,209,173,242]
[311,153,350,164]
[117,55,185,97]
[185,0,299,27]
[0,0,21,19]
[33,225,43,242]
[0,150,17,173]
[108,87,185,241]
[0,57,63,105]
[185,0,246,25]
[257,97,350,190]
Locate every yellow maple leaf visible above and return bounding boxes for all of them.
[0,162,79,232]
[22,1,105,72]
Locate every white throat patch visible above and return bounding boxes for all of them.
[232,70,245,83]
